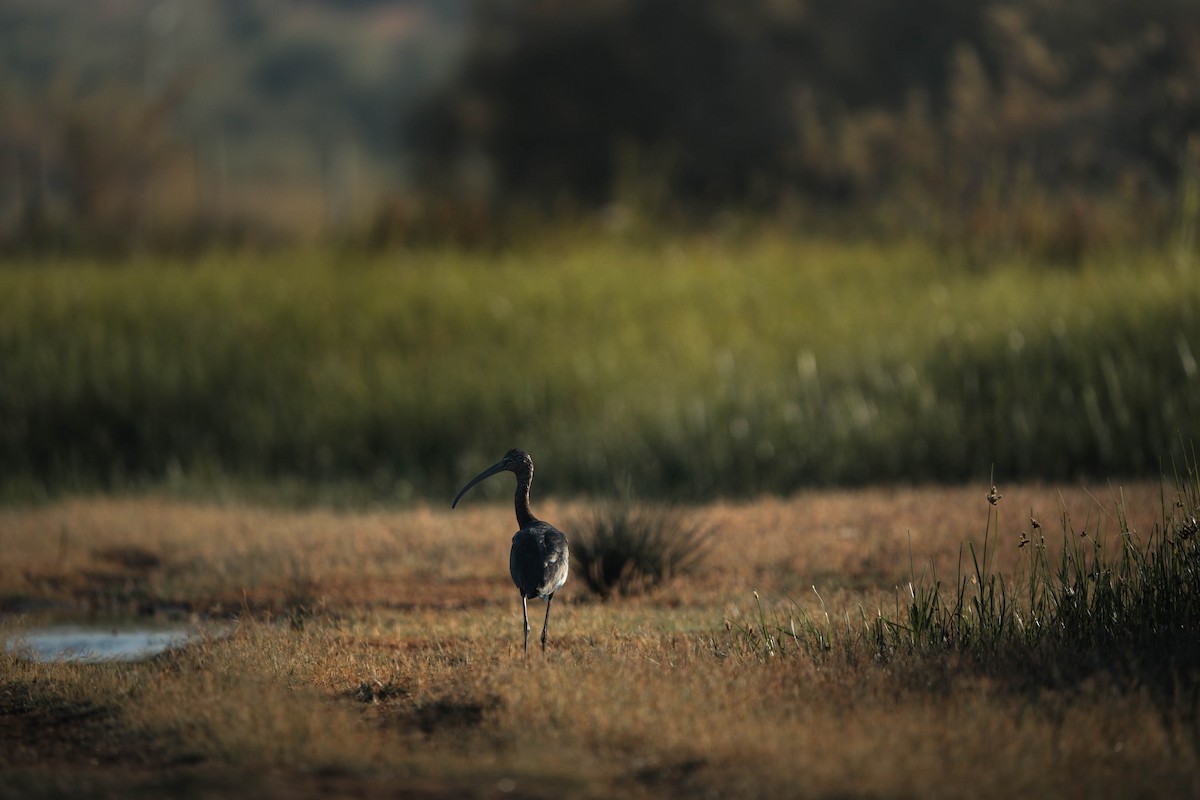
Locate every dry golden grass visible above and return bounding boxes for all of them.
[1,483,1196,799]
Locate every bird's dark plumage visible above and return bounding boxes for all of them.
[452,448,569,655]
[510,521,569,600]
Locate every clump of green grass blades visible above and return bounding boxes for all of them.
[724,454,1200,695]
[571,502,708,598]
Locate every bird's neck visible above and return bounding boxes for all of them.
[514,467,538,529]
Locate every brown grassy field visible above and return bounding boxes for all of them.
[1,482,1197,799]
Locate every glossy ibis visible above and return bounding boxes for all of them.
[452,449,569,655]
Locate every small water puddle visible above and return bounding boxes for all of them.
[5,620,230,663]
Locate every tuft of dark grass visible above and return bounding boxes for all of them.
[571,502,709,599]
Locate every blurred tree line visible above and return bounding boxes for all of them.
[2,0,1199,254]
[0,0,464,253]
[403,0,1200,257]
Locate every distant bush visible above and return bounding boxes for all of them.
[571,502,708,598]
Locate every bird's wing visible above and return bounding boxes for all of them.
[535,525,569,597]
[511,524,569,599]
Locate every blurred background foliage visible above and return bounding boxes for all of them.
[1,0,1199,502]
[0,0,468,251]
[2,241,1196,502]
[1,0,1199,253]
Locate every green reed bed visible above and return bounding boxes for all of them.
[1,236,1198,501]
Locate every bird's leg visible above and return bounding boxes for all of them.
[541,593,554,652]
[521,594,530,657]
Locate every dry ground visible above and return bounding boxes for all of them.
[1,482,1196,799]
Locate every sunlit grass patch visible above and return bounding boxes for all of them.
[719,457,1200,702]
[1,480,1198,798]
[870,468,1200,695]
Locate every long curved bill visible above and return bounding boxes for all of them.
[451,460,506,508]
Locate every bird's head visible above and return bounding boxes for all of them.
[451,449,533,508]
[498,448,533,473]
